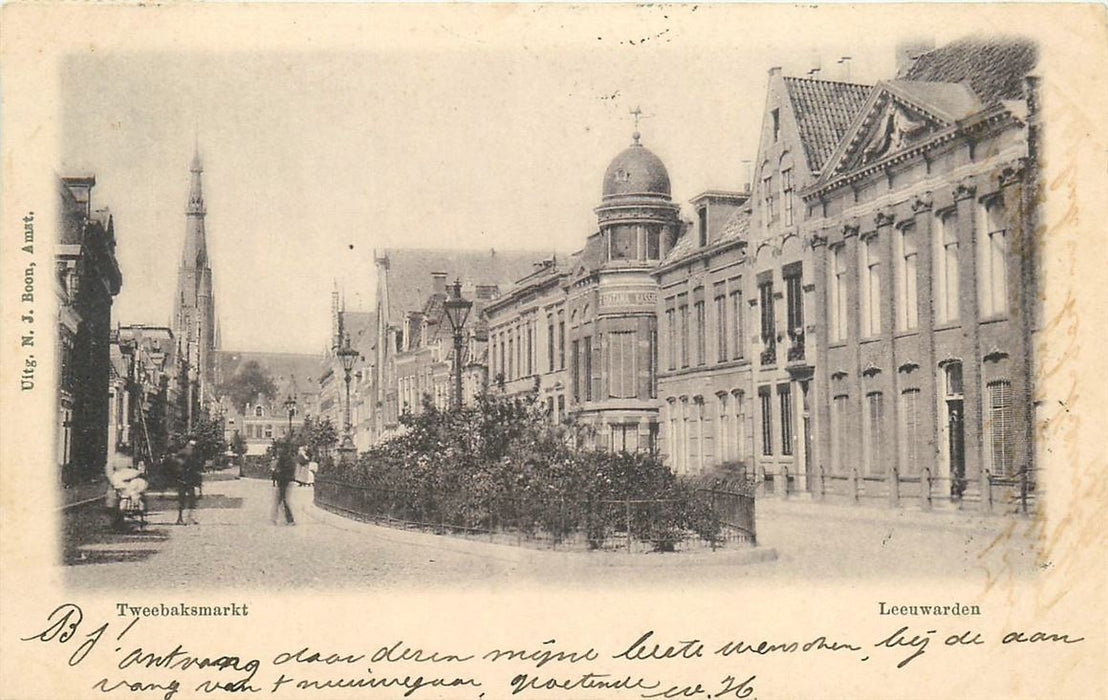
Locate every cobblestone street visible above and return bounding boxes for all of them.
[65,470,1040,590]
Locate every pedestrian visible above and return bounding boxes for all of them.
[175,440,202,525]
[306,453,318,487]
[272,438,296,525]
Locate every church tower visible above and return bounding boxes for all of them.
[173,143,218,426]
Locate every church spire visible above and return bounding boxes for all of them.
[188,140,205,215]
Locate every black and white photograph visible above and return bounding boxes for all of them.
[2,4,1106,699]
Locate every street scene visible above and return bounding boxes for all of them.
[56,31,1043,587]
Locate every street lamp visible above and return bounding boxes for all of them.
[442,279,473,410]
[119,338,137,467]
[336,333,360,454]
[283,394,297,434]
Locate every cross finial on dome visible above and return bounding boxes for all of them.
[630,106,643,145]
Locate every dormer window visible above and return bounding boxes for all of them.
[254,406,263,417]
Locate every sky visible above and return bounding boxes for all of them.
[59,6,946,354]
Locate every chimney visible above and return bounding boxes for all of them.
[431,271,447,296]
[895,39,934,77]
[476,284,499,300]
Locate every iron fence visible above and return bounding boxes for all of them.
[314,477,756,551]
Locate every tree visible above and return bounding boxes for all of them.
[230,431,247,459]
[216,360,277,413]
[292,416,339,461]
[172,411,226,465]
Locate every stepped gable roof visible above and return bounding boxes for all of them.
[900,37,1038,105]
[378,248,542,324]
[783,76,873,173]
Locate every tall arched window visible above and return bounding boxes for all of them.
[934,210,960,323]
[978,197,1009,317]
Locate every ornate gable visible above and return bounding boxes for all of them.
[816,80,982,185]
[853,97,937,168]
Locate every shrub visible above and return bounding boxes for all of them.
[319,389,721,550]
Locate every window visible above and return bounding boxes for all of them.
[897,225,919,330]
[547,396,555,422]
[557,395,565,421]
[608,331,637,399]
[499,337,506,381]
[715,288,728,362]
[611,424,638,453]
[668,403,680,472]
[987,381,1014,475]
[945,362,963,397]
[526,323,534,376]
[979,198,1009,317]
[900,389,920,476]
[763,176,776,223]
[558,315,566,370]
[694,299,706,366]
[759,279,775,348]
[771,108,780,142]
[609,225,636,260]
[759,387,773,455]
[935,211,960,323]
[698,206,708,247]
[583,336,593,402]
[829,246,848,342]
[717,394,729,462]
[831,394,849,473]
[781,168,794,227]
[732,390,746,461]
[571,340,580,402]
[861,235,882,336]
[678,295,689,368]
[264,424,273,439]
[254,406,263,417]
[665,303,677,371]
[785,266,803,338]
[730,289,744,359]
[863,392,884,476]
[547,318,555,372]
[645,225,661,260]
[779,384,794,456]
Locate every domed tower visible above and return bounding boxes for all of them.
[595,130,681,264]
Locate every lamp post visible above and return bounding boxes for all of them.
[442,279,473,411]
[336,333,360,454]
[283,394,297,434]
[119,338,137,467]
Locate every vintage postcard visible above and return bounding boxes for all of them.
[1,3,1106,699]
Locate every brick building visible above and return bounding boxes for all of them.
[803,38,1040,506]
[57,175,122,481]
[654,37,1039,510]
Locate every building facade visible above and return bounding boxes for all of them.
[803,39,1040,506]
[107,325,184,467]
[57,175,122,481]
[371,248,538,441]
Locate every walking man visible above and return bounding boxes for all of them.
[272,438,296,525]
[175,440,202,525]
